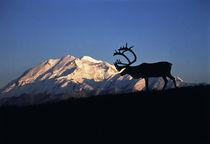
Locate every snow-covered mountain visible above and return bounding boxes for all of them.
[0,55,190,105]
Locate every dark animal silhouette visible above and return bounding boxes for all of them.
[113,43,177,90]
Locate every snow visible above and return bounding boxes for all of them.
[80,56,102,63]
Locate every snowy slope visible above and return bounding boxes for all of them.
[0,55,189,100]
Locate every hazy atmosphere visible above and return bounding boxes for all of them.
[0,0,209,89]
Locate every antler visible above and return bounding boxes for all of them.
[113,42,137,67]
[113,49,131,64]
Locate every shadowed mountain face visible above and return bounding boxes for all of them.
[0,55,191,105]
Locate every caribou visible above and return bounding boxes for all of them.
[113,43,177,90]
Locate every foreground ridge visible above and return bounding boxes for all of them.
[0,85,209,143]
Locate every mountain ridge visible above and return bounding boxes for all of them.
[0,55,192,104]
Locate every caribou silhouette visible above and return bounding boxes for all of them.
[113,43,177,90]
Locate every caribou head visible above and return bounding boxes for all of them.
[113,43,137,76]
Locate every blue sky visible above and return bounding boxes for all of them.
[0,0,209,88]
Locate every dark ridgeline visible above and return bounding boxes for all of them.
[113,43,177,90]
[0,85,209,143]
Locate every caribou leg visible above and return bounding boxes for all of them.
[145,77,149,91]
[167,74,177,88]
[162,76,168,90]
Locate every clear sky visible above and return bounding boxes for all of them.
[0,0,209,89]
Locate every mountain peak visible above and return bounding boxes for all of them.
[80,56,102,63]
[61,55,76,61]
